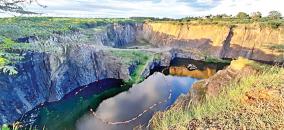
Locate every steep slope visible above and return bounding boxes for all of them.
[0,45,130,124]
[0,21,152,124]
[140,22,284,62]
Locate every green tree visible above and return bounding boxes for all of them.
[236,12,250,19]
[268,11,282,19]
[213,14,230,19]
[1,124,10,130]
[0,37,22,75]
[251,11,262,20]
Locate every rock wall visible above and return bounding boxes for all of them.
[140,22,284,62]
[105,23,142,47]
[0,22,144,124]
[17,23,141,48]
[0,46,130,124]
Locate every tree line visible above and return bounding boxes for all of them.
[131,11,282,22]
[227,11,281,20]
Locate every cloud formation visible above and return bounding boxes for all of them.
[1,0,284,18]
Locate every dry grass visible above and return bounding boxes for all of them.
[151,58,284,130]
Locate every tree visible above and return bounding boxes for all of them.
[0,37,23,75]
[213,14,230,19]
[0,1,46,75]
[251,11,262,20]
[0,0,46,14]
[268,11,282,19]
[236,12,249,19]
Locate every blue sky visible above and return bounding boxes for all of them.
[1,0,284,18]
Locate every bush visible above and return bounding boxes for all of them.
[267,21,282,29]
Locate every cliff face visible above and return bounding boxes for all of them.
[105,23,142,47]
[141,22,284,62]
[18,23,141,48]
[0,45,130,124]
[0,22,149,124]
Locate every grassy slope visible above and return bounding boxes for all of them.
[109,50,153,84]
[151,58,284,130]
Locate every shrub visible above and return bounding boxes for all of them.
[267,21,282,29]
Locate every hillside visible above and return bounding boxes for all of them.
[150,57,284,129]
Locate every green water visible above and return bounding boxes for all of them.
[20,80,130,130]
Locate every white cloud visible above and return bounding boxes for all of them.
[196,0,214,4]
[1,0,284,18]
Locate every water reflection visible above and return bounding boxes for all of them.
[19,79,125,130]
[76,73,199,130]
[169,67,215,79]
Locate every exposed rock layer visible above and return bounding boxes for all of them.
[140,22,284,62]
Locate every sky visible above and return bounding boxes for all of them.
[1,0,284,18]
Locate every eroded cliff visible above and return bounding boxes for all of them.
[0,45,132,124]
[140,22,284,62]
[0,23,143,124]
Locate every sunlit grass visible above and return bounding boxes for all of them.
[0,17,139,39]
[110,50,153,83]
[151,59,284,129]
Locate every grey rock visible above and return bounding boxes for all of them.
[0,45,130,124]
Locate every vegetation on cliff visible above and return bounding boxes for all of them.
[0,17,142,75]
[151,58,284,129]
[0,36,31,75]
[110,50,153,84]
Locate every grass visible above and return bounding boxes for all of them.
[151,58,284,129]
[109,50,153,83]
[0,17,140,74]
[204,56,231,64]
[0,17,139,40]
[267,44,284,53]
